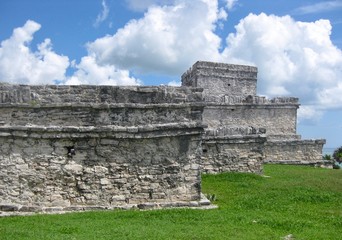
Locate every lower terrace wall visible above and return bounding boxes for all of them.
[264,139,332,168]
[0,125,203,212]
[202,132,266,174]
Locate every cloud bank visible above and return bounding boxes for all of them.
[88,0,226,75]
[0,20,69,84]
[66,56,140,85]
[222,14,342,107]
[0,20,140,86]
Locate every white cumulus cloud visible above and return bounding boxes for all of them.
[297,105,324,124]
[0,20,140,86]
[167,80,181,86]
[66,55,141,85]
[87,0,226,75]
[225,0,238,10]
[0,20,69,84]
[222,13,342,115]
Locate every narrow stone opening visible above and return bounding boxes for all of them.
[65,146,76,157]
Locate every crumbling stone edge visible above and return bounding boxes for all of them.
[264,160,334,169]
[0,194,217,217]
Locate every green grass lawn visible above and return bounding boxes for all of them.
[1,165,341,240]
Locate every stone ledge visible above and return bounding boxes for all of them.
[0,122,206,139]
[205,126,266,137]
[267,134,301,140]
[182,61,258,78]
[266,139,326,145]
[0,194,217,217]
[204,103,299,108]
[203,134,267,143]
[219,96,299,105]
[0,102,205,109]
[0,85,204,105]
[264,160,334,168]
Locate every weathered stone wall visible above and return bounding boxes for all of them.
[0,61,329,213]
[0,128,203,211]
[182,61,325,169]
[0,85,204,127]
[181,61,258,99]
[202,133,266,174]
[0,85,203,105]
[264,139,326,163]
[0,85,206,212]
[203,104,299,137]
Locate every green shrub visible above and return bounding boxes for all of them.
[323,154,332,160]
[333,146,342,163]
[333,163,341,169]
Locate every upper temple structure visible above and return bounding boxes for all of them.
[0,61,329,214]
[182,61,328,173]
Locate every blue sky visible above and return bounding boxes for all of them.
[1,0,342,148]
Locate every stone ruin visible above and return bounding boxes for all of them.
[182,61,328,173]
[0,61,328,214]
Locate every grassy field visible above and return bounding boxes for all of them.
[0,165,341,240]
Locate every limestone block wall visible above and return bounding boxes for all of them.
[181,61,257,99]
[0,85,204,127]
[0,128,203,211]
[203,104,299,137]
[0,85,203,105]
[264,139,327,164]
[0,85,205,212]
[202,133,266,174]
[181,61,325,168]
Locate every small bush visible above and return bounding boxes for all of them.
[323,154,332,160]
[333,146,342,163]
[333,163,341,169]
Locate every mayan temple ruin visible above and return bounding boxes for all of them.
[0,61,328,214]
[181,61,328,173]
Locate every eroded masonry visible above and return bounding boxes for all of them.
[182,61,328,173]
[0,61,328,213]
